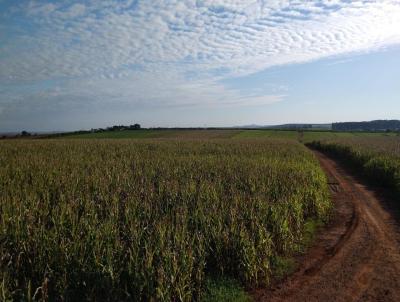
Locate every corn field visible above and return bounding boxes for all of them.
[0,139,330,301]
[309,137,400,192]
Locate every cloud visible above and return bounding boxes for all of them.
[2,0,400,81]
[1,0,400,129]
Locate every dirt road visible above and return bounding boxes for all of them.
[253,150,400,302]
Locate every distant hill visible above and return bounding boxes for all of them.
[267,123,332,130]
[332,120,400,131]
[238,123,332,130]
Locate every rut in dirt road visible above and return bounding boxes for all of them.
[253,150,400,302]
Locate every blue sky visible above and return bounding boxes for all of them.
[1,1,400,131]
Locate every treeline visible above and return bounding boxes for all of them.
[92,123,141,132]
[42,124,142,138]
[0,131,38,139]
[70,123,141,135]
[332,120,400,131]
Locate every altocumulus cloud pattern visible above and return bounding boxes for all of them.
[1,0,400,129]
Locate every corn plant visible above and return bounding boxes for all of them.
[0,139,330,301]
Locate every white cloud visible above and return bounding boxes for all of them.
[25,2,58,17]
[2,1,400,80]
[63,4,86,19]
[1,0,400,127]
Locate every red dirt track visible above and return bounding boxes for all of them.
[253,150,400,302]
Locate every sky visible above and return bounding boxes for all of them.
[1,0,400,131]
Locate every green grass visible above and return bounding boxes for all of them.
[270,256,296,282]
[63,129,397,142]
[234,129,396,142]
[202,277,251,302]
[301,131,354,142]
[270,218,323,283]
[233,130,297,139]
[64,130,240,139]
[300,219,324,249]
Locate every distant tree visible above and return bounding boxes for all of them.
[333,120,400,132]
[104,124,141,131]
[129,124,141,130]
[21,131,30,137]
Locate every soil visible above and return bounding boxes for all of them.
[252,149,400,302]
